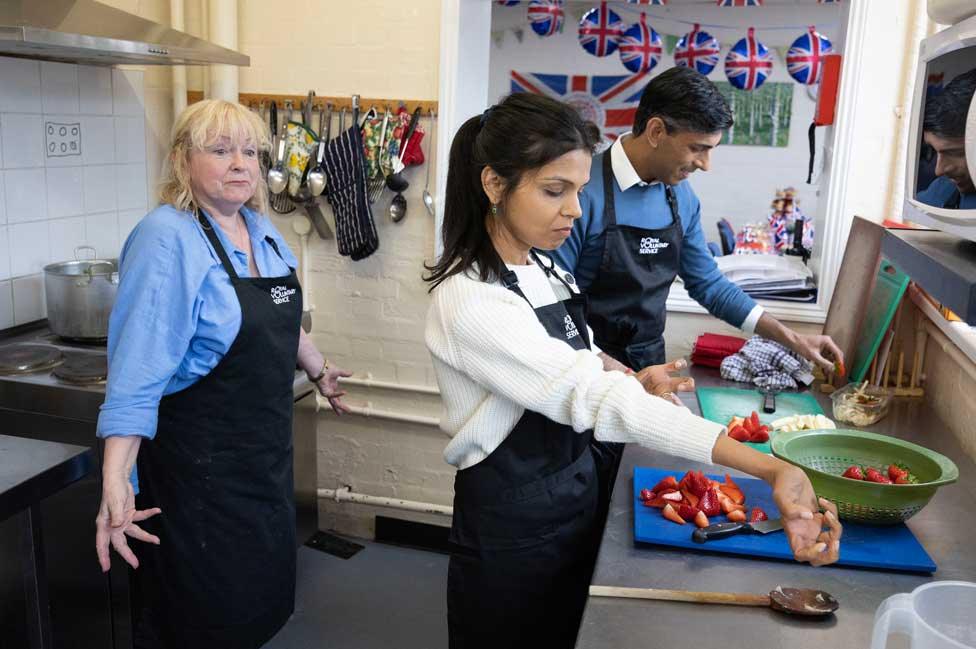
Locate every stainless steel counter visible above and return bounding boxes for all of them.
[576,367,976,649]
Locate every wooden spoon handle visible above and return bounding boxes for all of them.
[589,585,771,607]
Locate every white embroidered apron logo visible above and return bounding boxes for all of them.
[564,314,580,340]
[639,237,669,255]
[270,285,296,305]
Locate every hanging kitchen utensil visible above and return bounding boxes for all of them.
[422,110,435,218]
[267,101,288,195]
[367,111,391,204]
[308,103,331,197]
[588,585,839,618]
[385,107,422,193]
[271,102,296,214]
[389,192,407,223]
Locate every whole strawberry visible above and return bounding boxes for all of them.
[842,465,864,481]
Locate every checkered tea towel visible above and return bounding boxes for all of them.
[720,336,815,391]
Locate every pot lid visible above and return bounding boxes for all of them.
[0,343,65,375]
[53,352,108,384]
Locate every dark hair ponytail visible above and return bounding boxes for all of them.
[424,92,601,291]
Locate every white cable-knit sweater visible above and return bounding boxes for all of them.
[425,258,725,470]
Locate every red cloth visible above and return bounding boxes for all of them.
[691,333,747,368]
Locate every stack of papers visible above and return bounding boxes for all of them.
[714,254,817,303]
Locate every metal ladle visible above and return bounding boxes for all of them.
[589,585,839,618]
[267,101,288,195]
[308,103,332,197]
[422,110,435,218]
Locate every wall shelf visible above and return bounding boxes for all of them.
[186,91,437,116]
[881,228,976,325]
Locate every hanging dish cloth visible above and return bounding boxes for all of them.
[285,120,319,197]
[323,124,379,260]
[720,335,815,391]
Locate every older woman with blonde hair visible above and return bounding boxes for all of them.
[93,99,350,648]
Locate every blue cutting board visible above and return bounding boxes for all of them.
[696,387,825,454]
[633,467,936,573]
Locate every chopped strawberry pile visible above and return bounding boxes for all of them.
[639,470,758,526]
[726,411,770,444]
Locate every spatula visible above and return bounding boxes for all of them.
[589,585,839,617]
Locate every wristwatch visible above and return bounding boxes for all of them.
[309,360,329,383]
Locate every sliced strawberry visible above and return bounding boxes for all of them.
[678,471,695,493]
[677,504,698,521]
[680,487,700,509]
[888,464,908,482]
[694,511,710,529]
[690,471,711,498]
[727,509,747,522]
[835,360,846,378]
[749,428,770,444]
[719,484,745,505]
[750,411,761,432]
[662,504,686,525]
[661,491,683,502]
[719,495,745,514]
[841,465,864,481]
[728,426,751,443]
[749,507,768,523]
[742,416,757,435]
[639,488,655,502]
[699,488,721,517]
[650,475,680,494]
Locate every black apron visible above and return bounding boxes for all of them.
[132,210,303,649]
[447,252,601,649]
[583,152,684,549]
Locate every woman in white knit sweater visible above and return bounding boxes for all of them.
[424,93,841,649]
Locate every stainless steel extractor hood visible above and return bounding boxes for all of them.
[0,0,249,66]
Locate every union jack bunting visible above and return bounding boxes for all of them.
[818,0,842,4]
[725,28,773,90]
[627,0,667,4]
[787,27,833,85]
[717,0,763,6]
[618,13,662,74]
[674,23,721,75]
[496,1,521,5]
[511,70,649,149]
[578,2,624,57]
[528,0,564,37]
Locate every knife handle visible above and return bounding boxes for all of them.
[692,521,752,544]
[762,391,776,414]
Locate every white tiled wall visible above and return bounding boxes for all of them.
[0,56,148,327]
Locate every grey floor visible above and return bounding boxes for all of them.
[264,539,449,649]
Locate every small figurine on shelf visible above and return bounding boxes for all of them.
[768,187,814,255]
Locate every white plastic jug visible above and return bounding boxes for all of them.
[872,581,976,649]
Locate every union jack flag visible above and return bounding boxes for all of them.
[627,0,667,4]
[717,0,762,6]
[818,0,842,3]
[618,13,662,74]
[578,2,624,57]
[510,70,649,150]
[674,23,721,75]
[528,0,564,37]
[787,27,833,85]
[725,28,773,90]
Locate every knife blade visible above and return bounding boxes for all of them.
[692,518,783,544]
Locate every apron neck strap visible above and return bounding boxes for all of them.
[530,249,576,294]
[664,185,680,225]
[196,208,240,280]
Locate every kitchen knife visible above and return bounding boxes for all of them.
[762,388,777,414]
[692,518,783,544]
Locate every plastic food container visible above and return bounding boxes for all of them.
[831,383,892,426]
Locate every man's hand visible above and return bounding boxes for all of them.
[635,359,694,406]
[755,313,844,374]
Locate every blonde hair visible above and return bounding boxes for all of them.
[159,99,272,216]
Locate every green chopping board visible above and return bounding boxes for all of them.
[849,260,910,383]
[696,387,825,454]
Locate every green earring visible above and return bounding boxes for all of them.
[491,204,498,216]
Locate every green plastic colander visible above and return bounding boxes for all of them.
[770,429,959,525]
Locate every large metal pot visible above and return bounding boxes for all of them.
[43,246,119,341]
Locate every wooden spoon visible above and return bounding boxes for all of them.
[589,585,839,618]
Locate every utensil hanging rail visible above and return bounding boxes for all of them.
[186,91,438,116]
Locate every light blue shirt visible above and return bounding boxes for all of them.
[96,204,299,442]
[551,148,758,330]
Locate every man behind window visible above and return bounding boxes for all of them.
[918,68,976,210]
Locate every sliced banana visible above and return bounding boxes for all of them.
[769,413,835,432]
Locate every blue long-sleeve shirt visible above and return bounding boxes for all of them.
[551,143,761,331]
[96,204,299,442]
[916,175,976,209]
